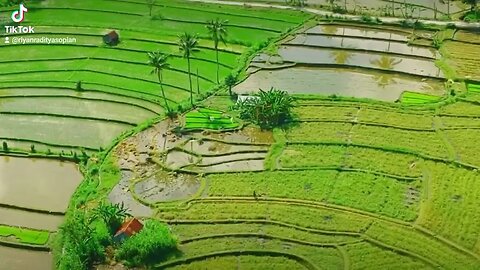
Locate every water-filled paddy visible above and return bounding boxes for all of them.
[0,96,156,124]
[0,207,63,231]
[305,24,410,41]
[0,156,82,212]
[0,114,132,148]
[286,34,436,58]
[234,67,444,101]
[0,246,52,270]
[0,87,164,115]
[274,46,443,78]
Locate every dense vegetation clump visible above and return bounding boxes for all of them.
[55,212,106,270]
[116,220,178,267]
[93,202,130,234]
[235,88,295,129]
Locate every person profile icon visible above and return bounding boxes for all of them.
[4,37,9,44]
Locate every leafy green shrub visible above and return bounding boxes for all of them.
[234,88,295,129]
[76,80,83,91]
[463,11,480,22]
[2,141,8,152]
[56,211,105,270]
[93,202,131,235]
[115,220,177,267]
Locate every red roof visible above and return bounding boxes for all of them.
[114,218,143,237]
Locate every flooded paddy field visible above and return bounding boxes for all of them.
[0,114,132,149]
[274,46,443,78]
[0,156,82,212]
[239,22,446,100]
[0,87,164,114]
[286,34,437,58]
[305,24,412,41]
[0,207,63,231]
[235,66,444,101]
[0,156,81,269]
[0,246,52,270]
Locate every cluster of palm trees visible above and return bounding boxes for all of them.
[148,18,231,116]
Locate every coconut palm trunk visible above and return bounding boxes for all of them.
[157,72,170,112]
[215,45,220,84]
[187,56,194,106]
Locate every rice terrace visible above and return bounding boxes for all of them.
[1,0,480,269]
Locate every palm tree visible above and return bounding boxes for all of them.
[148,51,171,113]
[178,32,199,106]
[206,18,228,84]
[225,73,237,97]
[146,0,156,16]
[93,202,131,234]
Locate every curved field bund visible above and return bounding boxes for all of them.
[122,92,480,269]
[0,0,308,156]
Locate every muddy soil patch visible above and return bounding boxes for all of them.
[133,171,200,203]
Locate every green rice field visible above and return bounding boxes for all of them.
[2,0,480,269]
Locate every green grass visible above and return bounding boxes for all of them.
[184,108,240,130]
[345,242,430,270]
[167,255,306,270]
[416,162,480,253]
[206,170,419,221]
[170,223,358,244]
[175,236,343,269]
[279,144,346,169]
[0,225,50,245]
[350,124,449,159]
[467,83,480,93]
[399,91,443,105]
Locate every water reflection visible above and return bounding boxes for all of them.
[370,55,403,70]
[330,50,354,65]
[234,67,444,102]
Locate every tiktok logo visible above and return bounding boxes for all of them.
[11,3,28,23]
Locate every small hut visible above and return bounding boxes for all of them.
[103,30,119,46]
[113,218,143,244]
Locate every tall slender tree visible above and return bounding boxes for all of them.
[178,32,199,106]
[146,0,156,16]
[148,51,171,113]
[206,18,228,84]
[225,73,237,97]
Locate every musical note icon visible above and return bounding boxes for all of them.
[11,4,28,23]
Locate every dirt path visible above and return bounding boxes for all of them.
[185,0,480,30]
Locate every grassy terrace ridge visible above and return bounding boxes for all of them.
[0,0,310,156]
